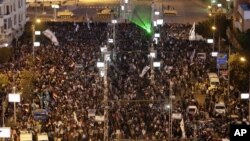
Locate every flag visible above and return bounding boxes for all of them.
[73,111,79,124]
[139,66,150,77]
[43,29,59,46]
[86,13,90,30]
[75,24,79,32]
[190,49,196,63]
[180,118,186,138]
[189,22,196,41]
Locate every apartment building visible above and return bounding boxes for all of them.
[234,0,250,32]
[0,0,28,47]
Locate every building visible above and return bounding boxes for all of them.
[0,0,28,47]
[234,0,250,32]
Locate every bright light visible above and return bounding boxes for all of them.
[207,39,214,44]
[208,5,212,9]
[51,4,59,8]
[8,93,21,102]
[156,19,163,25]
[212,26,216,31]
[125,0,128,4]
[100,70,105,77]
[154,11,160,15]
[33,42,40,47]
[241,93,249,99]
[154,33,160,38]
[112,19,117,24]
[208,13,212,17]
[97,62,104,68]
[166,104,170,109]
[217,3,222,7]
[153,21,157,27]
[4,43,8,47]
[100,46,107,52]
[226,0,230,1]
[150,52,156,58]
[212,0,216,3]
[211,52,218,57]
[153,38,158,44]
[153,62,161,67]
[121,5,125,11]
[0,127,11,138]
[240,57,246,62]
[108,39,114,43]
[36,19,41,23]
[35,31,41,35]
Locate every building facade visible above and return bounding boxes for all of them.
[0,0,28,47]
[234,0,250,32]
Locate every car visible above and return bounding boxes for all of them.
[213,102,226,116]
[187,105,198,115]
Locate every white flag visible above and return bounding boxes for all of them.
[73,111,79,124]
[75,24,79,32]
[189,22,196,41]
[43,29,59,46]
[140,66,150,77]
[86,13,90,30]
[190,49,196,63]
[180,118,186,138]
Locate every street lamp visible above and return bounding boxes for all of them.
[8,87,21,124]
[51,4,60,21]
[32,18,41,61]
[211,25,216,51]
[239,57,250,122]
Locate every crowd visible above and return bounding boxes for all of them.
[0,20,248,141]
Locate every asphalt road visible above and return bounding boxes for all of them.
[27,0,209,23]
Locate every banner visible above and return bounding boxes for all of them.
[180,118,186,138]
[43,29,59,46]
[140,66,150,77]
[189,22,196,41]
[190,49,196,63]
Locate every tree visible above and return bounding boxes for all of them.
[0,73,10,89]
[0,47,13,64]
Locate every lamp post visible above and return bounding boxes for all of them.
[51,4,60,21]
[32,19,41,61]
[97,47,110,141]
[239,57,250,122]
[8,87,21,125]
[211,25,216,51]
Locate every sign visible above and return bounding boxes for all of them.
[241,93,249,99]
[0,127,11,138]
[217,53,228,69]
[8,93,21,102]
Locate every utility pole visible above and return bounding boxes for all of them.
[103,53,109,141]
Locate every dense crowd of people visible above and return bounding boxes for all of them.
[0,20,249,141]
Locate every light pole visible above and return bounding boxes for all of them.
[8,87,21,125]
[97,48,110,141]
[32,19,41,61]
[239,57,250,122]
[211,25,216,51]
[51,4,60,21]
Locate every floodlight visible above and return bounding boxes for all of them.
[153,62,161,67]
[33,42,40,47]
[108,39,114,43]
[150,52,156,58]
[97,62,104,68]
[35,31,41,35]
[8,93,21,102]
[211,52,218,57]
[51,4,59,8]
[121,5,125,11]
[156,19,163,25]
[154,33,160,38]
[112,20,117,24]
[217,3,222,7]
[207,39,214,44]
[154,11,160,15]
[241,93,249,99]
